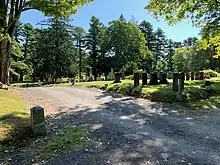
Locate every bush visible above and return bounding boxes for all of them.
[183,87,211,102]
[132,86,142,96]
[125,75,133,80]
[203,69,219,78]
[118,84,134,95]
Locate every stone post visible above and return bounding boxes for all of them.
[30,106,46,136]
[173,72,179,92]
[149,72,158,85]
[186,72,190,81]
[134,72,140,87]
[195,72,200,80]
[142,72,148,85]
[199,72,204,80]
[159,73,169,84]
[179,72,185,92]
[191,72,195,80]
[113,72,121,83]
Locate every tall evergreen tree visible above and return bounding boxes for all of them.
[154,28,167,71]
[87,16,103,81]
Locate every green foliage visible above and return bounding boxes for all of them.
[203,69,220,77]
[108,19,150,71]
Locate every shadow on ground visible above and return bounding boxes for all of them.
[44,96,220,165]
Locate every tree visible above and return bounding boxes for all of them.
[146,0,220,57]
[87,16,103,81]
[146,0,219,31]
[72,26,87,79]
[108,19,150,72]
[0,0,92,84]
[173,48,191,72]
[32,18,76,82]
[139,21,156,52]
[153,28,167,71]
[183,37,198,48]
[166,39,175,71]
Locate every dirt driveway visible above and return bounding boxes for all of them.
[11,87,220,164]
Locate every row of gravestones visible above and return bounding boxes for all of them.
[114,71,205,90]
[114,72,169,86]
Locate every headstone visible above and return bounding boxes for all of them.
[121,73,125,80]
[142,72,147,85]
[89,67,92,77]
[30,106,46,136]
[173,72,179,92]
[113,72,121,83]
[191,72,195,80]
[186,72,190,81]
[179,72,185,92]
[159,73,169,84]
[134,72,140,87]
[149,72,158,85]
[195,72,200,80]
[0,82,9,90]
[199,72,204,80]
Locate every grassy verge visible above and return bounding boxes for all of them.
[75,78,220,110]
[0,90,31,151]
[43,126,89,153]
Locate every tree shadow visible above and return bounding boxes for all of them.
[0,112,31,147]
[44,98,220,165]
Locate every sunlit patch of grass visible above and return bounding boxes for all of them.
[0,90,30,148]
[43,126,89,153]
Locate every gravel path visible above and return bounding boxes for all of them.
[17,87,220,165]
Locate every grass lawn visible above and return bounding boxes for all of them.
[0,90,30,150]
[75,78,220,110]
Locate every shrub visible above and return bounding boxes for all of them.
[118,84,134,95]
[132,86,142,96]
[203,69,219,78]
[125,75,133,80]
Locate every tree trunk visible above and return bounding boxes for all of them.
[0,40,10,84]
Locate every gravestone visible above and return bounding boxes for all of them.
[159,73,169,84]
[173,72,179,92]
[195,72,200,80]
[186,72,190,81]
[191,72,195,80]
[114,72,121,83]
[149,72,158,85]
[179,72,185,91]
[199,72,204,80]
[142,72,147,85]
[30,106,46,136]
[134,72,140,87]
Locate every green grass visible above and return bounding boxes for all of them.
[0,90,30,149]
[74,78,220,111]
[43,126,89,153]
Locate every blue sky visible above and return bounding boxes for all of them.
[20,0,200,42]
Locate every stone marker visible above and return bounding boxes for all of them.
[142,72,147,85]
[179,72,185,92]
[134,72,140,87]
[199,72,204,80]
[191,72,195,80]
[186,72,190,81]
[159,73,169,84]
[30,106,46,136]
[173,72,179,92]
[113,72,121,83]
[149,72,158,85]
[195,72,200,80]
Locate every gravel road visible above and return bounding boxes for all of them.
[18,87,220,165]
